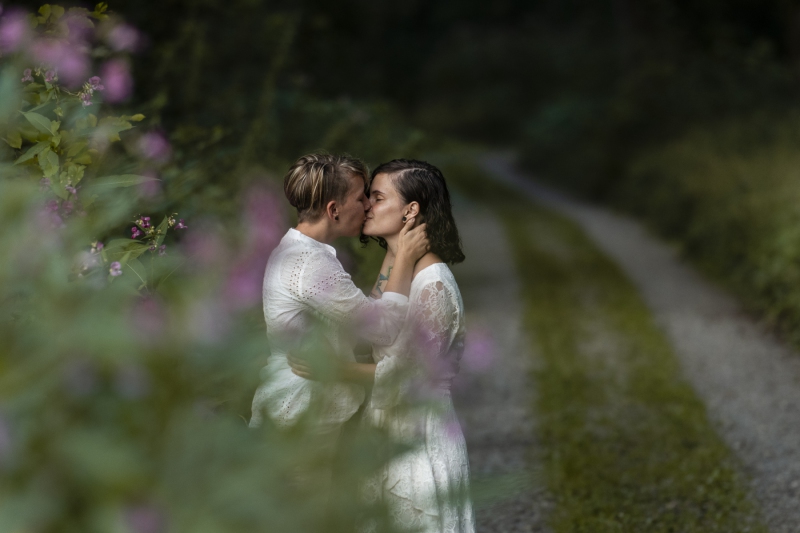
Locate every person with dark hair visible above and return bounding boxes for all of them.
[290,159,474,533]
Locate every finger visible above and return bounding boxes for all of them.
[291,368,311,379]
[401,217,416,233]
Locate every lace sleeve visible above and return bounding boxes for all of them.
[288,249,408,346]
[371,280,458,410]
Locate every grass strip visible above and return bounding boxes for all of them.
[447,162,766,533]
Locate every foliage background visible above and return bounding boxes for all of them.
[4,0,800,531]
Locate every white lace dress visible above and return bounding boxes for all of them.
[250,229,409,433]
[363,263,475,533]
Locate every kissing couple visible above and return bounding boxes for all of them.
[250,154,475,533]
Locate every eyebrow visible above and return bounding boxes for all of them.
[371,190,385,195]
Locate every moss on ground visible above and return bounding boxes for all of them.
[445,161,766,533]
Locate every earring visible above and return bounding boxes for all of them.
[335,215,339,221]
[402,216,407,223]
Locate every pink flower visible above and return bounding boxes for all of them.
[44,69,57,83]
[46,199,59,212]
[21,68,32,82]
[461,328,495,374]
[175,219,187,229]
[30,39,89,87]
[87,76,104,91]
[100,59,132,103]
[140,216,151,229]
[123,504,166,533]
[80,92,92,107]
[107,23,140,52]
[62,359,98,397]
[0,412,13,465]
[158,244,166,257]
[109,261,123,276]
[137,132,171,163]
[114,363,151,399]
[0,10,30,52]
[131,226,143,239]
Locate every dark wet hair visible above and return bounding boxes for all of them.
[361,159,465,264]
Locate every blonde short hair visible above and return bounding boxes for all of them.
[283,153,369,222]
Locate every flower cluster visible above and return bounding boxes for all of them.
[79,75,104,106]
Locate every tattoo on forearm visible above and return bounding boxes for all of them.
[372,266,393,297]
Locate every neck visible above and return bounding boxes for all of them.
[384,234,400,256]
[295,220,336,245]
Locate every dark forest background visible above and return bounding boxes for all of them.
[16,0,800,337]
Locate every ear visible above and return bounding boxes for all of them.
[325,200,339,221]
[404,202,420,218]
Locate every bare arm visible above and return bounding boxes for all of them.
[288,354,376,386]
[370,251,395,299]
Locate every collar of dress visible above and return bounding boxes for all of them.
[285,228,337,258]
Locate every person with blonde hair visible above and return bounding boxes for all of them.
[250,153,429,447]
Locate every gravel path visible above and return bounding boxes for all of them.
[450,192,552,533]
[481,154,800,533]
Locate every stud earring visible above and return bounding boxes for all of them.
[402,216,407,223]
[335,215,339,221]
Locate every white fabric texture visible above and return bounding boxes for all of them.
[363,263,475,533]
[250,229,409,432]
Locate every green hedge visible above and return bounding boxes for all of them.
[613,111,800,344]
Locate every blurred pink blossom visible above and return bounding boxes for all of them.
[0,412,12,466]
[101,59,133,102]
[107,23,140,52]
[109,261,123,276]
[175,219,187,229]
[222,187,285,309]
[114,363,152,399]
[444,419,464,441]
[131,226,143,239]
[460,328,495,374]
[80,92,92,107]
[158,244,167,257]
[187,298,231,344]
[182,226,226,268]
[31,39,89,87]
[123,504,166,533]
[20,68,32,82]
[137,171,162,198]
[44,69,56,82]
[87,75,104,91]
[137,132,171,163]
[0,10,30,52]
[131,296,165,339]
[62,359,98,397]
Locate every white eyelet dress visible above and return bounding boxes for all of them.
[250,229,409,434]
[363,263,475,533]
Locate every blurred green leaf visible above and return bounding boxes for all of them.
[37,147,59,178]
[21,111,55,136]
[88,174,157,191]
[5,132,22,149]
[13,142,48,165]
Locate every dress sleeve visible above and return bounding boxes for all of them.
[371,279,456,410]
[289,249,408,346]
